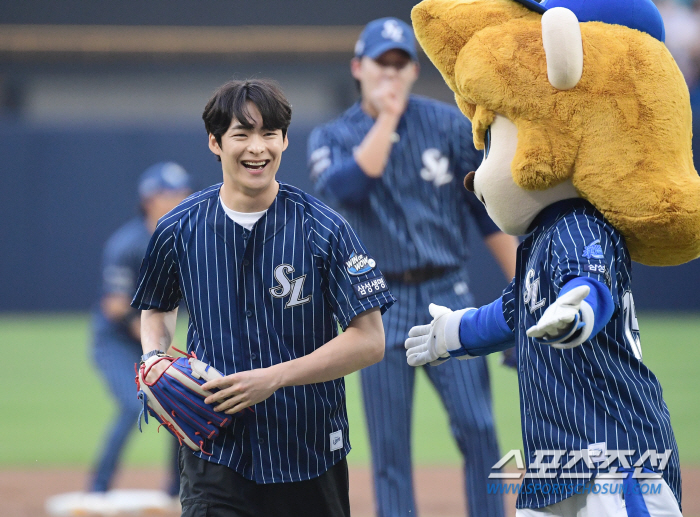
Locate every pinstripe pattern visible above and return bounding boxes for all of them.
[308,95,499,275]
[309,95,505,516]
[132,182,395,484]
[502,199,681,510]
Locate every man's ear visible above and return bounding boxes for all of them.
[208,133,222,156]
[350,57,363,81]
[282,133,289,152]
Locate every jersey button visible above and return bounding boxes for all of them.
[258,437,265,444]
[243,259,249,267]
[251,353,257,360]
[246,310,253,317]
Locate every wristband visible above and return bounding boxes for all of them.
[140,349,165,364]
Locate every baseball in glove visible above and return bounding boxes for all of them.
[136,351,232,455]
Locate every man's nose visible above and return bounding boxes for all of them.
[246,134,265,153]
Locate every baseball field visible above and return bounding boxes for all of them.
[1,312,699,516]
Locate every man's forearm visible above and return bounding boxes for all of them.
[354,113,401,178]
[271,308,384,387]
[140,307,178,353]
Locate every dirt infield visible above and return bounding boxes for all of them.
[2,466,698,517]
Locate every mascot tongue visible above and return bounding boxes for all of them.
[412,0,700,266]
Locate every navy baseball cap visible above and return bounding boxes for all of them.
[138,162,192,200]
[354,17,419,61]
[511,0,665,41]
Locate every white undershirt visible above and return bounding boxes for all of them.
[219,197,266,230]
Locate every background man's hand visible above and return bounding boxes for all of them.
[369,79,408,119]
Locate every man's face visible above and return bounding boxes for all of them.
[352,49,418,103]
[208,101,288,197]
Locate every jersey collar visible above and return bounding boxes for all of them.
[527,198,593,234]
[207,184,293,245]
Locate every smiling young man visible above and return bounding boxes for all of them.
[132,79,394,517]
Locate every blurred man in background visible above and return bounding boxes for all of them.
[308,17,518,517]
[88,162,192,499]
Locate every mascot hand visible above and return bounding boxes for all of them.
[405,304,453,367]
[526,286,590,347]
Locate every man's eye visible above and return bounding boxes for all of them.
[484,126,491,160]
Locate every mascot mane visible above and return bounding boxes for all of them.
[413,0,700,266]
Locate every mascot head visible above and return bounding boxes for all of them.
[412,0,700,266]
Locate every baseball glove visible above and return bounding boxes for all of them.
[136,351,232,455]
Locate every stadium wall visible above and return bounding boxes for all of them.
[0,120,699,312]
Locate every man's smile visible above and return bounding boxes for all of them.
[242,159,270,172]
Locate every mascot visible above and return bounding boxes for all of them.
[404,0,700,514]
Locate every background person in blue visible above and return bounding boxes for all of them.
[308,18,519,517]
[132,79,394,517]
[89,162,192,497]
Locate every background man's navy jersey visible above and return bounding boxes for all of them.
[308,95,499,275]
[309,94,507,517]
[132,182,395,484]
[92,217,151,347]
[501,199,681,509]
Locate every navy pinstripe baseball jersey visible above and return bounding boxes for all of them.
[93,217,151,346]
[131,182,395,483]
[502,198,681,509]
[308,95,499,276]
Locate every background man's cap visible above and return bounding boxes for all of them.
[138,162,192,200]
[354,17,418,61]
[511,0,664,41]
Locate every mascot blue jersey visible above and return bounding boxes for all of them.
[500,198,681,509]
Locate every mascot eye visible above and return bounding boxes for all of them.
[484,126,491,160]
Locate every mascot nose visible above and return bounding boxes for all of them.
[464,171,476,192]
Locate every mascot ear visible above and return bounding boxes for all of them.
[542,7,583,90]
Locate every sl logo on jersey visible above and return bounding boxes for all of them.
[523,269,546,314]
[269,264,312,308]
[346,252,376,276]
[420,149,453,187]
[582,239,605,259]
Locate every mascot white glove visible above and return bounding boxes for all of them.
[526,285,593,349]
[405,304,471,367]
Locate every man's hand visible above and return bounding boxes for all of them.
[405,304,454,367]
[368,79,408,119]
[144,358,171,384]
[202,368,282,415]
[526,285,590,342]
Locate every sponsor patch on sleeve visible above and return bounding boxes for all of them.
[583,263,612,286]
[583,263,607,274]
[352,275,389,299]
[346,252,376,276]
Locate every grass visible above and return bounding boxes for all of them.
[0,313,698,468]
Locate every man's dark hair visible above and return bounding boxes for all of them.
[202,79,292,156]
